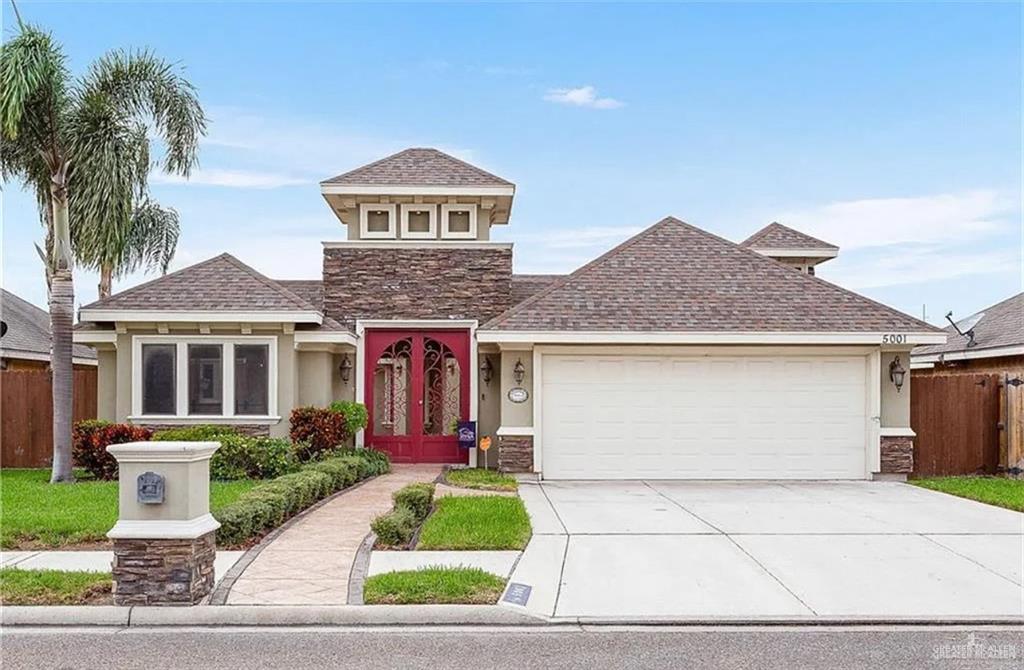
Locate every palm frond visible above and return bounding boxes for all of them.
[79,49,206,176]
[119,198,179,277]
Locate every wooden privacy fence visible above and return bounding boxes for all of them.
[1,368,97,468]
[911,372,1024,477]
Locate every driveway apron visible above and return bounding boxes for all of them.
[507,480,1024,619]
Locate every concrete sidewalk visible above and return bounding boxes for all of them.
[1,550,244,584]
[225,465,440,605]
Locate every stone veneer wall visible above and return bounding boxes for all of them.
[498,434,533,473]
[322,247,513,326]
[880,435,914,474]
[135,423,271,437]
[112,531,216,605]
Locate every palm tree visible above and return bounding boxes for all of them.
[0,18,205,482]
[78,198,182,299]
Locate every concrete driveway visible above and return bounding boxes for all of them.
[508,480,1024,620]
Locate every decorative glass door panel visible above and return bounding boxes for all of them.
[365,330,470,463]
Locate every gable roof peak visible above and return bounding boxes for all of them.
[321,147,514,188]
[741,221,838,251]
[80,252,321,316]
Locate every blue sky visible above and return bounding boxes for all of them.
[2,1,1021,326]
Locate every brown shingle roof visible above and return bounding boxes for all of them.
[511,274,563,305]
[321,148,513,187]
[914,292,1024,356]
[1,289,96,361]
[81,254,320,314]
[741,222,838,251]
[482,217,938,333]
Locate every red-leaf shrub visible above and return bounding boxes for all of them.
[289,403,367,461]
[72,420,153,480]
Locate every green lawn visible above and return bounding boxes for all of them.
[1,469,257,549]
[416,495,531,550]
[444,468,518,492]
[911,476,1024,512]
[363,567,505,605]
[0,569,112,605]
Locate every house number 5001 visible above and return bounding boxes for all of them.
[882,334,907,344]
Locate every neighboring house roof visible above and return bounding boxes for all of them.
[482,217,938,333]
[741,222,838,251]
[321,148,514,187]
[1,289,96,362]
[914,291,1024,359]
[80,253,320,315]
[511,274,563,305]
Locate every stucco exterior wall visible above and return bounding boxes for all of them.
[880,351,912,428]
[97,349,117,421]
[499,349,533,428]
[297,351,333,407]
[477,351,501,468]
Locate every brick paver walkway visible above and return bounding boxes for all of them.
[226,465,440,605]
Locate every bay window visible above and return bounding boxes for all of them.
[133,337,276,418]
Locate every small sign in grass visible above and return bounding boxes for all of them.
[416,495,531,550]
[911,476,1024,512]
[363,567,506,605]
[0,569,112,606]
[444,468,518,492]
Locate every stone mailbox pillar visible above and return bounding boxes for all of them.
[106,441,220,606]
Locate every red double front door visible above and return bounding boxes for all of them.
[364,330,470,463]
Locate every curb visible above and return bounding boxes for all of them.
[1,605,547,628]
[346,532,376,605]
[2,605,1022,628]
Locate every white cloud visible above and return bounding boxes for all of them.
[150,168,310,189]
[821,246,1021,290]
[543,86,624,110]
[775,189,1022,291]
[776,190,1011,250]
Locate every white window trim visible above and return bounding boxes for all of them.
[359,203,397,239]
[440,203,477,239]
[131,335,278,420]
[399,203,437,239]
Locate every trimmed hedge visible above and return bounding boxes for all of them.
[152,427,296,481]
[333,448,391,479]
[371,482,435,548]
[370,505,417,547]
[213,449,391,547]
[72,421,154,480]
[393,483,435,521]
[150,424,239,441]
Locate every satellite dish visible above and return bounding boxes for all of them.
[945,311,983,348]
[0,321,6,338]
[955,312,985,333]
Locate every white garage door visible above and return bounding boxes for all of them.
[541,353,868,480]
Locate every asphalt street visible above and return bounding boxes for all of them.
[3,626,1023,670]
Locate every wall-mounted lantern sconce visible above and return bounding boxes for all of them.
[889,355,906,393]
[480,357,494,386]
[339,354,353,383]
[513,358,526,385]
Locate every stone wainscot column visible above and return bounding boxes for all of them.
[106,441,220,606]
